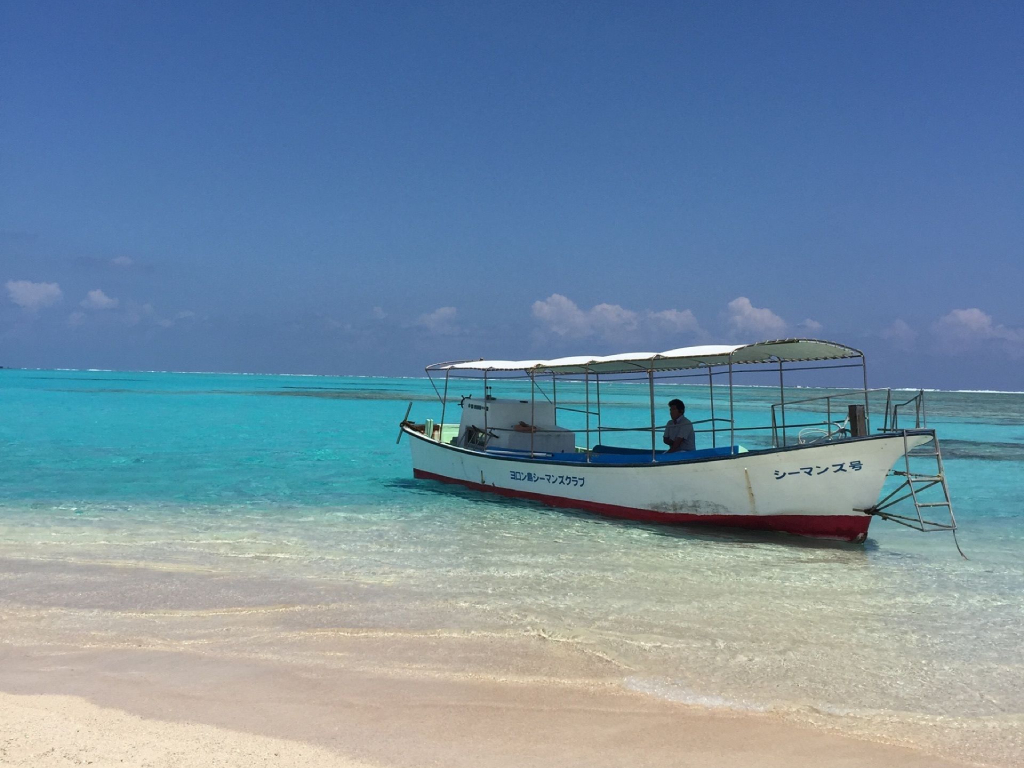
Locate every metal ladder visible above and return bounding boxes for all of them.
[863,430,965,557]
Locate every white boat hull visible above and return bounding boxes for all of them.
[405,428,934,541]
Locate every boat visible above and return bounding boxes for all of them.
[399,339,960,546]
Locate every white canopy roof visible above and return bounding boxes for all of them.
[431,339,862,375]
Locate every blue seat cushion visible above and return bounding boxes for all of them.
[484,444,739,464]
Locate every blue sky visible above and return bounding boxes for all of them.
[1,1,1022,388]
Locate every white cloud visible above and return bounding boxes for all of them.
[531,295,704,342]
[155,309,197,328]
[936,308,1000,339]
[532,294,640,340]
[532,294,591,338]
[725,297,787,337]
[934,308,1024,354]
[881,319,918,348]
[6,280,62,311]
[797,318,824,335]
[123,302,158,327]
[110,256,133,268]
[371,306,387,320]
[416,306,459,334]
[589,302,640,336]
[68,297,192,329]
[648,308,702,335]
[81,289,119,310]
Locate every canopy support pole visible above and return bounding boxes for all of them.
[585,367,591,457]
[483,371,488,441]
[649,368,656,462]
[861,355,870,433]
[439,370,450,438]
[530,373,535,458]
[708,366,716,448]
[426,370,441,401]
[595,373,602,449]
[778,360,787,448]
[728,359,735,450]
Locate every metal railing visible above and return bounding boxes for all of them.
[882,389,926,432]
[768,388,928,448]
[425,388,931,456]
[769,388,875,447]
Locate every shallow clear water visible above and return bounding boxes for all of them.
[1,369,1022,763]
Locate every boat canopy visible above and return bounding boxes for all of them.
[431,339,862,375]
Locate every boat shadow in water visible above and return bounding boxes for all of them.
[386,477,877,556]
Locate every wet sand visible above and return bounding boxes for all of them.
[0,554,999,768]
[1,650,982,768]
[0,631,982,768]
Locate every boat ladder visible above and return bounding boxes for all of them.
[862,429,965,557]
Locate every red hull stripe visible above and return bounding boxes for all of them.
[413,469,871,542]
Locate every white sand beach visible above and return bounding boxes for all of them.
[0,664,981,768]
[0,611,989,768]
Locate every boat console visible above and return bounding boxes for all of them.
[455,396,576,453]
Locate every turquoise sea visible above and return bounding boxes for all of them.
[1,369,1022,765]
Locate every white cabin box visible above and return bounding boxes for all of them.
[457,396,576,454]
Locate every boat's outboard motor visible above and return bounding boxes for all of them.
[455,424,492,449]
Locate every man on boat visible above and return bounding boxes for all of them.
[664,399,695,453]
